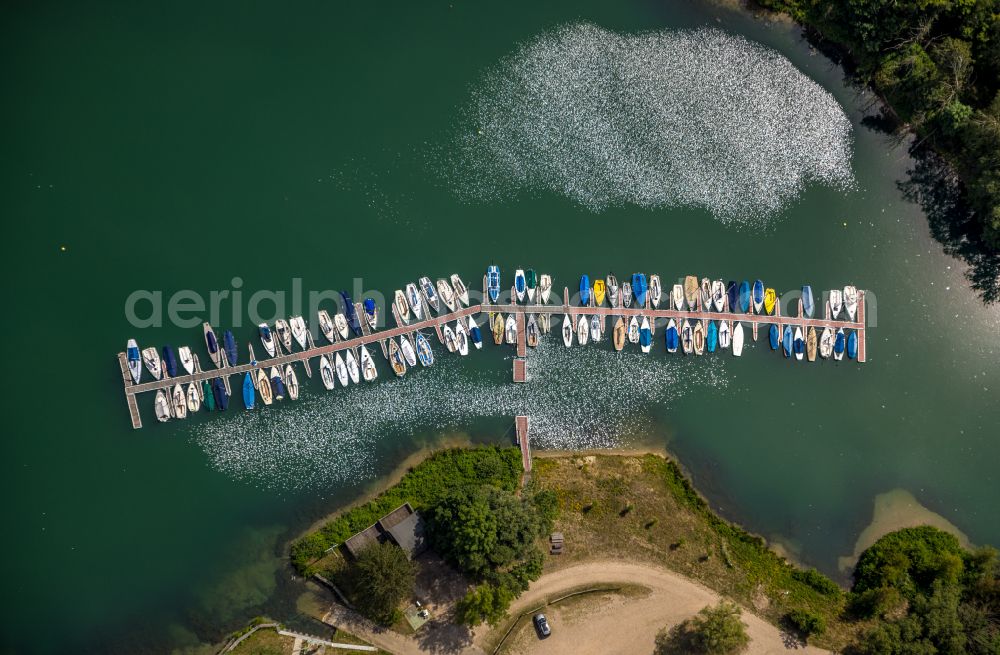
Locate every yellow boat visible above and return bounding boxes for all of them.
[492,313,505,345]
[764,288,776,315]
[593,279,606,306]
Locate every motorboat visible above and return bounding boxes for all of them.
[514,269,526,302]
[594,278,606,306]
[633,273,648,308]
[162,346,178,378]
[492,313,505,345]
[726,281,738,313]
[333,313,350,340]
[154,390,170,422]
[579,275,591,306]
[802,286,815,319]
[590,314,602,342]
[711,280,725,312]
[389,339,407,377]
[223,330,238,365]
[606,274,619,308]
[345,349,361,384]
[650,275,662,308]
[844,286,859,321]
[318,311,336,343]
[700,278,711,311]
[693,321,705,355]
[203,322,222,368]
[172,383,188,418]
[243,373,256,409]
[359,346,377,382]
[807,326,817,361]
[505,314,517,344]
[416,333,434,366]
[341,292,362,335]
[753,280,765,314]
[526,269,538,303]
[202,380,215,410]
[834,328,846,361]
[847,331,858,359]
[455,320,469,356]
[764,288,776,315]
[732,322,744,356]
[681,320,693,354]
[468,315,483,350]
[526,315,539,347]
[829,289,843,318]
[621,281,632,308]
[126,339,142,384]
[613,317,625,351]
[186,382,201,412]
[487,265,502,303]
[706,321,718,353]
[436,279,457,312]
[639,317,651,353]
[142,346,163,380]
[577,313,589,345]
[451,274,470,306]
[561,314,573,347]
[628,316,639,343]
[259,323,277,356]
[406,283,424,320]
[256,369,273,405]
[769,324,779,350]
[212,377,229,410]
[290,316,307,350]
[285,364,300,399]
[718,320,731,349]
[793,327,805,361]
[782,325,793,358]
[334,352,349,386]
[443,324,457,353]
[672,284,684,311]
[539,274,552,304]
[319,354,335,390]
[738,281,751,314]
[275,319,293,351]
[269,366,286,400]
[363,299,378,331]
[665,319,678,353]
[420,277,440,313]
[684,276,699,310]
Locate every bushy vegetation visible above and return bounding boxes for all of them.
[341,542,417,625]
[656,601,750,655]
[785,608,826,639]
[757,0,1000,258]
[291,447,522,574]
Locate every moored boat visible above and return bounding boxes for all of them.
[764,288,776,315]
[334,313,350,340]
[467,315,483,350]
[782,325,793,358]
[732,322,745,356]
[419,277,439,313]
[525,269,538,303]
[539,274,552,304]
[726,281,738,313]
[613,317,625,351]
[802,286,815,319]
[834,328,846,361]
[493,313,505,345]
[275,319,293,351]
[334,352,349,386]
[684,276,699,310]
[393,291,410,325]
[514,269,526,302]
[162,346,178,378]
[672,284,684,311]
[212,377,229,410]
[243,373,256,409]
[718,320,731,349]
[289,317,307,350]
[359,346,377,382]
[436,279,456,312]
[639,317,652,353]
[455,320,469,356]
[202,380,215,410]
[633,273,648,308]
[154,390,170,422]
[590,314,602,342]
[579,275,591,306]
[606,274,619,307]
[223,330,238,366]
[621,281,632,308]
[681,320,694,354]
[693,321,705,355]
[712,280,725,312]
[341,292,362,336]
[406,283,424,320]
[319,354,335,390]
[345,349,360,384]
[443,324,457,353]
[807,326,817,361]
[363,299,378,331]
[415,333,434,366]
[665,319,678,353]
[793,327,805,361]
[504,314,517,344]
[256,369,273,405]
[769,324,779,350]
[650,275,662,308]
[269,366,286,400]
[538,312,550,334]
[172,383,187,419]
[847,331,858,359]
[594,278,606,306]
[142,347,163,380]
[285,364,300,399]
[389,339,407,376]
[562,314,573,347]
[844,286,859,321]
[707,321,718,353]
[819,327,834,358]
[400,336,418,370]
[628,316,639,343]
[526,315,539,347]
[487,265,501,303]
[126,339,142,383]
[318,311,336,343]
[577,313,590,345]
[700,278,711,311]
[451,274,470,306]
[259,323,277,356]
[738,281,751,314]
[186,382,201,412]
[203,322,222,368]
[829,289,843,318]
[753,280,764,314]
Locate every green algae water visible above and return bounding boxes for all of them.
[2,1,999,653]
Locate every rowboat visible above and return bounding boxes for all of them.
[493,313,505,345]
[718,320,731,349]
[764,288,776,315]
[594,279,606,306]
[526,269,538,303]
[738,281,751,314]
[693,321,705,355]
[829,289,843,318]
[142,347,163,380]
[562,314,573,347]
[665,319,678,353]
[707,321,718,353]
[468,315,483,350]
[769,324,779,350]
[242,373,256,409]
[681,320,693,354]
[126,339,142,383]
[650,275,662,308]
[621,281,632,308]
[847,331,858,359]
[579,275,591,306]
[360,346,377,382]
[782,325,793,358]
[419,277,439,313]
[633,273,648,307]
[162,346,178,378]
[450,274,470,306]
[819,327,834,358]
[700,278,711,311]
[285,364,300,399]
[807,326,817,361]
[613,317,625,351]
[732,322,744,356]
[223,330,238,366]
[753,280,764,314]
[606,274,619,307]
[187,382,201,412]
[443,325,457,353]
[406,283,424,320]
[590,314,602,342]
[334,313,350,340]
[527,314,539,347]
[155,390,170,422]
[203,322,222,368]
[726,281,737,313]
[173,383,188,418]
[455,320,469,356]
[639,317,652,353]
[345,349,360,384]
[844,286,859,321]
[389,339,407,377]
[416,334,434,366]
[256,369,273,405]
[577,313,589,345]
[290,316,307,349]
[684,276,699,310]
[672,284,684,311]
[514,269,526,302]
[628,316,639,343]
[793,327,805,361]
[393,291,411,325]
[505,314,517,344]
[269,366,286,400]
[834,328,845,361]
[319,354,335,390]
[539,274,552,304]
[487,265,501,303]
[436,278,457,312]
[274,319,293,351]
[802,286,815,318]
[363,299,378,330]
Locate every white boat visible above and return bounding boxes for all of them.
[389,339,407,377]
[577,314,590,345]
[318,311,337,343]
[650,275,662,308]
[455,320,470,356]
[505,314,517,344]
[526,314,539,347]
[829,289,843,319]
[606,274,619,308]
[345,349,361,384]
[539,312,550,334]
[732,322,744,356]
[712,280,725,312]
[334,352,349,386]
[172,384,187,419]
[419,276,440,313]
[681,320,694,354]
[514,269,526,302]
[319,354,335,390]
[154,389,171,422]
[666,319,678,353]
[178,346,194,375]
[416,333,434,366]
[819,326,834,358]
[562,314,573,347]
[285,364,300,399]
[142,347,163,380]
[406,283,424,321]
[393,290,411,325]
[437,278,457,312]
[539,274,552,304]
[186,382,201,412]
[700,278,712,311]
[443,325,457,353]
[718,320,731,349]
[794,327,804,361]
[468,315,483,350]
[360,346,378,382]
[640,317,652,353]
[290,316,307,350]
[275,319,293,351]
[628,316,639,343]
[844,286,859,321]
[269,366,285,400]
[126,339,143,383]
[333,313,350,340]
[590,314,602,342]
[450,274,470,306]
[622,281,633,308]
[400,335,418,366]
[256,369,273,405]
[672,284,684,311]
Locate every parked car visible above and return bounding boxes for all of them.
[533,613,551,638]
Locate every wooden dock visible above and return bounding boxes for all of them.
[515,415,531,472]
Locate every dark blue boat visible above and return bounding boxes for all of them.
[834,330,846,357]
[270,370,287,399]
[753,280,764,313]
[470,323,482,346]
[341,291,362,336]
[242,373,255,409]
[162,345,178,378]
[847,331,858,359]
[739,281,751,313]
[666,323,679,351]
[580,275,590,306]
[782,325,792,357]
[206,330,219,357]
[769,324,779,350]
[726,281,738,313]
[707,321,718,353]
[632,273,648,308]
[212,378,229,411]
[639,323,652,349]
[223,330,238,366]
[793,331,805,358]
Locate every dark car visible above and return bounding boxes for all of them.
[533,613,551,638]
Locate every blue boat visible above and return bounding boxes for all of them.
[469,322,482,347]
[782,325,793,357]
[270,368,287,399]
[162,345,178,378]
[223,330,238,366]
[802,285,815,318]
[834,329,846,359]
[738,281,751,313]
[363,297,377,328]
[487,265,501,303]
[242,373,255,409]
[847,331,858,359]
[632,273,648,308]
[707,321,718,353]
[769,324,779,350]
[580,275,591,306]
[753,280,764,313]
[639,323,652,350]
[212,378,229,411]
[665,321,679,352]
[416,333,434,366]
[341,291,362,336]
[793,330,805,359]
[726,281,738,313]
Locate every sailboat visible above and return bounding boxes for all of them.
[711,280,725,312]
[764,288,776,315]
[681,320,694,354]
[793,327,805,361]
[389,339,407,377]
[154,390,171,422]
[726,281,738,313]
[732,322,745,357]
[436,278,457,312]
[202,380,216,410]
[406,283,424,320]
[700,278,711,311]
[172,384,188,418]
[819,326,834,358]
[505,314,517,344]
[161,346,178,378]
[186,382,201,412]
[672,284,684,311]
[782,325,793,358]
[242,373,256,409]
[753,280,765,314]
[847,331,858,359]
[399,336,418,370]
[807,326,817,361]
[443,325,457,353]
[451,274,470,306]
[275,319,293,351]
[493,313,505,345]
[579,275,591,306]
[650,275,662,308]
[844,286,859,321]
[594,279,606,306]
[289,317,307,350]
[706,321,718,353]
[285,364,300,399]
[539,312,550,334]
[525,269,538,302]
[665,319,678,353]
[341,292,362,336]
[769,324,779,350]
[738,281,751,314]
[467,316,483,350]
[212,378,229,411]
[718,320,731,349]
[345,349,361,384]
[693,321,705,355]
[393,291,411,325]
[142,347,163,380]
[258,324,277,356]
[613,317,625,351]
[606,274,619,308]
[318,310,337,343]
[455,320,469,356]
[487,265,501,303]
[419,277,439,313]
[319,354,335,390]
[223,330,238,366]
[628,316,639,343]
[829,289,843,318]
[526,315,539,347]
[416,333,434,366]
[633,273,648,308]
[256,369,273,405]
[684,276,699,310]
[269,366,286,400]
[334,352,349,386]
[639,317,652,353]
[802,286,815,318]
[834,328,846,361]
[539,274,552,304]
[514,269,526,302]
[590,314,602,342]
[362,299,378,331]
[203,322,222,368]
[562,314,573,347]
[333,313,350,340]
[126,339,142,383]
[621,281,632,308]
[577,314,589,345]
[359,346,377,382]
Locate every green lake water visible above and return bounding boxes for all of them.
[2,1,999,653]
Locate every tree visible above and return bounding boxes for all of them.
[454,583,514,626]
[785,609,826,640]
[688,602,751,654]
[347,542,416,624]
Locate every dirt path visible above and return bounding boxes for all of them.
[489,561,831,655]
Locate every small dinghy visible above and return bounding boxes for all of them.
[650,275,662,308]
[155,389,171,422]
[844,286,859,321]
[847,331,858,359]
[142,347,163,380]
[732,322,745,357]
[681,320,694,354]
[527,314,539,348]
[829,289,843,318]
[345,349,361,384]
[712,280,725,312]
[467,315,483,350]
[633,273,648,308]
[202,380,215,410]
[718,320,731,349]
[590,314,602,342]
[256,369,273,405]
[363,299,378,331]
[802,286,815,318]
[212,378,230,410]
[162,346,178,378]
[451,274,470,306]
[455,320,470,356]
[672,284,685,311]
[203,323,222,368]
[661,319,677,353]
[389,339,407,377]
[172,383,188,418]
[639,317,652,353]
[487,265,502,303]
[126,339,142,383]
[606,274,619,307]
[393,291,411,325]
[420,277,439,313]
[284,364,300,399]
[622,281,633,308]
[359,346,377,382]
[577,314,590,345]
[819,327,834,358]
[594,278,606,306]
[334,352,350,386]
[684,276,699,310]
[269,366,286,400]
[753,280,765,314]
[539,274,552,304]
[834,328,846,361]
[317,310,336,343]
[333,313,350,340]
[807,326,817,361]
[287,317,305,350]
[769,324,779,350]
[443,324,457,353]
[707,321,718,353]
[764,288,776,315]
[258,324,277,356]
[400,336,418,369]
[504,314,517,344]
[693,321,705,355]
[274,319,293,352]
[726,281,738,313]
[562,314,573,347]
[628,316,639,343]
[613,317,625,351]
[579,275,591,306]
[416,333,434,366]
[319,354,335,390]
[738,281,751,314]
[242,373,256,409]
[436,279,457,312]
[526,269,538,303]
[187,382,201,412]
[223,330,238,366]
[406,283,424,321]
[793,327,805,361]
[700,278,712,311]
[514,269,526,303]
[782,325,793,358]
[492,313,505,345]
